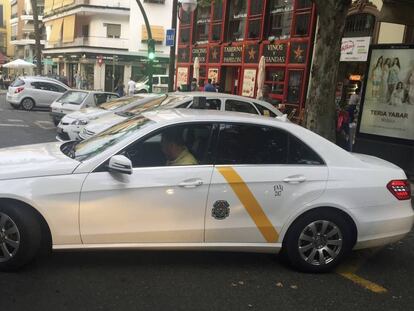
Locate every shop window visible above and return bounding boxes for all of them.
[265,68,285,96]
[179,28,191,44]
[344,14,375,37]
[287,70,303,104]
[296,0,312,9]
[267,0,293,40]
[294,13,310,36]
[226,0,248,41]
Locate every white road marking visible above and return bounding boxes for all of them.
[34,120,55,130]
[7,119,24,122]
[0,123,29,128]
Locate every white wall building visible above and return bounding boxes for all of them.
[42,0,172,91]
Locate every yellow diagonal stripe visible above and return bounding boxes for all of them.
[338,272,387,294]
[217,167,279,243]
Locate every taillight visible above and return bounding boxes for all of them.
[387,180,411,200]
[15,87,24,94]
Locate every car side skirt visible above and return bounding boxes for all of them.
[53,243,282,254]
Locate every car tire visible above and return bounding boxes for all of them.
[283,209,354,273]
[21,98,35,111]
[0,204,42,271]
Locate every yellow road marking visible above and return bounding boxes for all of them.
[217,166,279,243]
[337,272,387,294]
[336,248,387,294]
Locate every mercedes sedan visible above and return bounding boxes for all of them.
[0,110,412,272]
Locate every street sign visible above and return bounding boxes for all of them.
[166,29,176,47]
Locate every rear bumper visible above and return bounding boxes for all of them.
[6,94,20,105]
[353,200,414,249]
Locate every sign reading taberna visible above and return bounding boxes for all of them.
[340,36,371,62]
[358,44,414,144]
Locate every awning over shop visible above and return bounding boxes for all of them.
[141,25,165,43]
[379,0,414,26]
[62,15,76,43]
[49,18,64,43]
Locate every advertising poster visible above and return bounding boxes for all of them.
[359,45,414,142]
[176,67,189,90]
[242,69,257,98]
[208,68,219,84]
[340,37,371,62]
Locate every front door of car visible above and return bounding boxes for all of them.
[80,122,217,244]
[205,123,328,244]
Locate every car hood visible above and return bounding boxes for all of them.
[0,142,80,181]
[65,108,108,121]
[84,113,127,134]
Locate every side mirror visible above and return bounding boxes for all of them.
[108,155,133,175]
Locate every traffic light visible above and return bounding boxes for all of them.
[148,39,155,61]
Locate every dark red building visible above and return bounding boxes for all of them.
[176,0,317,116]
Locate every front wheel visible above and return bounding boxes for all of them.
[0,205,42,271]
[283,210,354,273]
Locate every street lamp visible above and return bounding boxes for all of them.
[168,0,198,92]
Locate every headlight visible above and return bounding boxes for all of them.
[71,119,89,126]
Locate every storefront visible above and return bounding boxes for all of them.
[176,0,317,115]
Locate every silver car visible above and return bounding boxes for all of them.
[7,76,70,110]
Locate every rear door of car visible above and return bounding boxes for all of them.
[205,123,328,244]
[41,82,68,107]
[29,82,51,106]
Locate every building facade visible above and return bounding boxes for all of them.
[0,0,10,63]
[176,0,317,115]
[9,0,45,63]
[42,0,172,91]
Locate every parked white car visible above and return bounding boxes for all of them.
[0,109,412,272]
[50,90,119,126]
[79,92,284,140]
[7,76,70,110]
[135,75,169,94]
[56,94,163,141]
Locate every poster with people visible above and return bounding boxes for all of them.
[359,45,414,142]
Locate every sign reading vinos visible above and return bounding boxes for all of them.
[263,43,287,64]
[223,46,243,63]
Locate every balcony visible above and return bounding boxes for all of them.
[21,9,44,21]
[44,0,130,18]
[47,36,129,50]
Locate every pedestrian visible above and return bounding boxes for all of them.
[74,71,81,89]
[258,85,273,104]
[127,77,136,96]
[115,80,125,97]
[348,88,360,123]
[191,78,198,91]
[204,79,217,92]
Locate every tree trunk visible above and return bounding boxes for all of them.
[304,0,352,142]
[31,0,42,75]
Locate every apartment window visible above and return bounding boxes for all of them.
[267,0,293,40]
[247,1,263,39]
[227,0,248,42]
[106,24,121,38]
[210,1,224,42]
[293,13,311,36]
[0,6,3,27]
[82,25,89,37]
[195,6,211,43]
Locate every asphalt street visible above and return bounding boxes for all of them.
[0,93,413,311]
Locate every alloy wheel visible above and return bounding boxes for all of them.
[298,220,343,266]
[0,212,21,263]
[22,99,34,110]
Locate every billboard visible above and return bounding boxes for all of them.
[358,44,414,144]
[340,37,371,62]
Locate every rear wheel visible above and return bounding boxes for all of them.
[0,205,42,271]
[283,210,354,273]
[21,98,35,111]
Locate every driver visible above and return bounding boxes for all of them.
[161,130,198,166]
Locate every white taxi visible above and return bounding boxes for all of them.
[0,110,412,272]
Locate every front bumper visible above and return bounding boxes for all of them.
[50,111,66,122]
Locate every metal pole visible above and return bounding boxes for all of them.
[168,0,178,92]
[112,55,115,92]
[135,0,154,93]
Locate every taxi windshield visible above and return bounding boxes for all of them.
[116,95,190,117]
[61,116,153,161]
[100,96,143,111]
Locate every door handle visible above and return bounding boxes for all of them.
[283,175,307,184]
[178,179,204,188]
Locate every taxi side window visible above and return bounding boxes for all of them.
[225,100,259,115]
[216,124,288,165]
[189,99,221,110]
[215,124,324,165]
[253,103,276,117]
[122,123,215,167]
